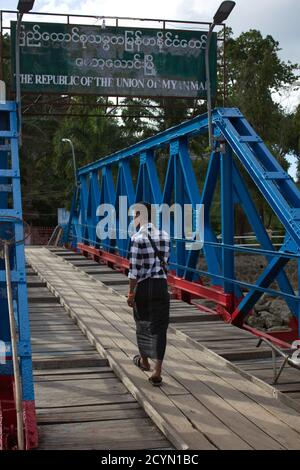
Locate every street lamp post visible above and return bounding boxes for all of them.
[62,138,78,187]
[16,0,35,145]
[205,1,236,151]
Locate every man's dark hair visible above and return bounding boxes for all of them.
[136,201,152,221]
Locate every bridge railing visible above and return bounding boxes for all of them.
[66,107,300,339]
[0,102,37,449]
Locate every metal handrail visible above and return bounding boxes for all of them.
[3,242,24,450]
[256,337,300,384]
[47,225,60,246]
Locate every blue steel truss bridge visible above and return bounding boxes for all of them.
[1,100,300,449]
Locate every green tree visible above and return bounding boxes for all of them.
[224,29,298,232]
[281,104,300,182]
[226,29,297,141]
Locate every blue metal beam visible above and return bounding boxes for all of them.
[68,106,300,328]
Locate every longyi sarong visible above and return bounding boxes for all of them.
[133,278,170,361]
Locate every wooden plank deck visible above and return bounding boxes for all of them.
[25,247,300,450]
[46,248,300,401]
[27,264,171,450]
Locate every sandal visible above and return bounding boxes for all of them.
[133,354,150,371]
[148,376,163,387]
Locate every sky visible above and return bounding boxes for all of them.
[2,0,299,63]
[1,0,299,176]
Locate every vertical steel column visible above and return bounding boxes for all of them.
[79,174,89,245]
[298,258,300,338]
[90,170,100,247]
[114,160,134,258]
[172,140,185,277]
[220,142,234,295]
[99,166,115,252]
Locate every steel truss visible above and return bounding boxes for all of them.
[66,107,300,341]
[0,102,37,449]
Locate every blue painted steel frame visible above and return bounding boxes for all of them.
[68,107,300,330]
[0,102,34,400]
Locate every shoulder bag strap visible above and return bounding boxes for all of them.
[147,233,168,274]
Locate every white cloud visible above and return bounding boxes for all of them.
[3,0,299,60]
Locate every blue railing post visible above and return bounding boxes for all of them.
[221,143,234,295]
[0,102,37,449]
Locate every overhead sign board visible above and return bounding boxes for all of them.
[11,22,217,98]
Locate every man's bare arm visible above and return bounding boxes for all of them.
[129,278,137,294]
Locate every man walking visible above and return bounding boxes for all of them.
[127,202,170,386]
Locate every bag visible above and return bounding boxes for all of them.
[147,233,168,275]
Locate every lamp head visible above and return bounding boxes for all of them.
[17,0,35,14]
[213,1,235,24]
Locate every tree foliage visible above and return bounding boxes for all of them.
[223,29,299,232]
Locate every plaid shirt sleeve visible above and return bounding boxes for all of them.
[128,238,142,280]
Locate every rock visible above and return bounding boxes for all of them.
[254,301,271,312]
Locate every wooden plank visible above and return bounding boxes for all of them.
[37,402,141,414]
[176,321,241,330]
[272,382,300,393]
[37,405,146,424]
[82,268,120,275]
[284,393,300,401]
[30,325,80,333]
[29,317,69,322]
[28,297,59,304]
[31,326,84,335]
[34,377,129,407]
[232,359,278,371]
[31,334,89,343]
[33,356,107,370]
[245,367,300,385]
[28,287,57,295]
[29,302,63,308]
[111,286,130,294]
[29,307,68,313]
[93,278,129,286]
[29,310,73,317]
[34,372,116,382]
[170,313,221,323]
[31,343,95,354]
[220,349,275,361]
[36,392,137,408]
[33,366,112,376]
[200,338,266,349]
[69,261,100,267]
[184,331,256,341]
[27,281,46,288]
[170,394,252,450]
[37,418,169,450]
[53,251,78,256]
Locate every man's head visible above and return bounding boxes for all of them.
[133,202,152,228]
